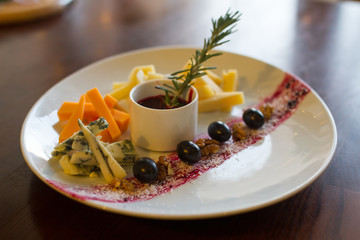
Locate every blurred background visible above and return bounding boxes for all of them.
[1,0,359,100]
[1,1,360,239]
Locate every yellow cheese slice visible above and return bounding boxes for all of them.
[146,72,165,80]
[196,84,215,100]
[193,75,223,93]
[205,70,223,86]
[129,65,156,82]
[115,98,130,113]
[198,91,244,113]
[182,60,223,89]
[110,65,155,100]
[112,81,126,90]
[222,69,238,92]
[221,69,239,111]
[110,80,137,100]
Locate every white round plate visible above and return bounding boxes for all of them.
[20,46,337,220]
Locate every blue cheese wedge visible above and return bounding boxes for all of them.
[71,134,90,152]
[51,117,109,159]
[69,151,98,166]
[53,117,136,181]
[106,139,137,166]
[59,155,99,176]
[78,119,127,183]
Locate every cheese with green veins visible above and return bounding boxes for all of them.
[59,155,98,176]
[106,139,138,166]
[51,117,108,159]
[69,151,98,165]
[71,134,90,151]
[78,120,127,183]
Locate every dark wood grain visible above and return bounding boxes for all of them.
[1,0,360,239]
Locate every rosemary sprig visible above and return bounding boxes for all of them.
[156,10,241,108]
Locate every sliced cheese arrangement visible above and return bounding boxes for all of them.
[109,64,244,113]
[57,88,130,143]
[51,9,245,185]
[52,63,245,183]
[54,88,134,182]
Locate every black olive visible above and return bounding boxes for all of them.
[133,157,159,183]
[208,121,231,142]
[177,140,201,165]
[243,108,265,129]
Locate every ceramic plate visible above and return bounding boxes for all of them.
[20,46,337,220]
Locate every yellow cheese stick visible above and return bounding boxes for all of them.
[205,70,223,86]
[112,81,127,90]
[110,65,155,100]
[115,98,130,113]
[221,69,239,111]
[196,84,215,100]
[222,70,238,91]
[193,75,223,93]
[146,72,165,80]
[198,91,245,113]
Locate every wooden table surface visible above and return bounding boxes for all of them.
[1,0,360,239]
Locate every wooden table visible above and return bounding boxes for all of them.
[1,0,360,239]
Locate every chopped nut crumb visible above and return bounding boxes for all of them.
[111,177,121,188]
[167,163,175,176]
[232,122,247,141]
[158,155,167,165]
[195,138,220,156]
[157,162,167,181]
[156,156,172,180]
[260,105,274,120]
[202,144,220,156]
[111,178,135,191]
[120,178,135,192]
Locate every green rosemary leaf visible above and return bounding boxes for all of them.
[168,75,179,80]
[155,86,174,94]
[163,83,176,90]
[170,69,189,76]
[193,72,207,79]
[171,80,180,90]
[199,66,217,71]
[165,91,171,106]
[158,9,241,108]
